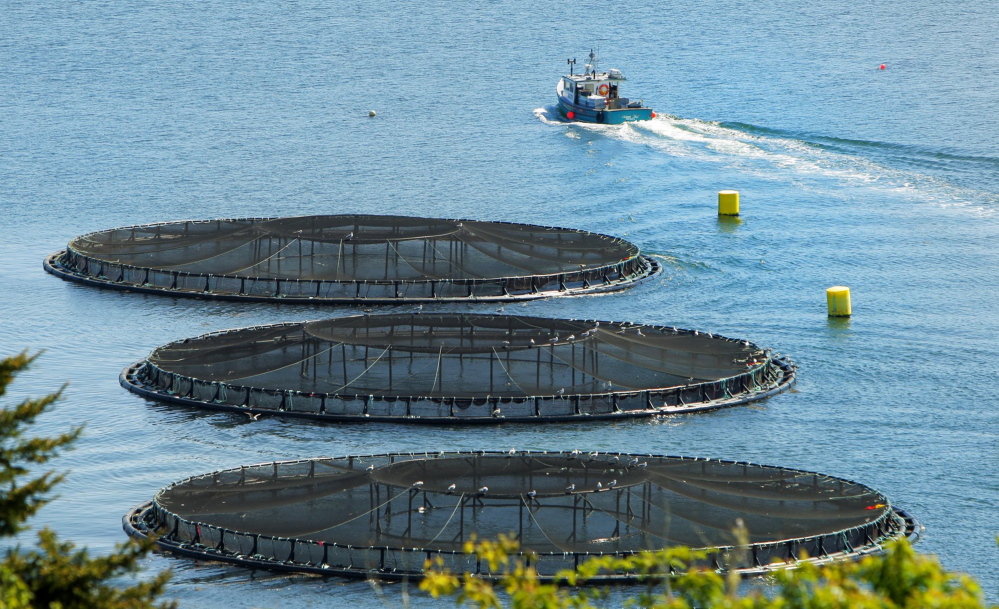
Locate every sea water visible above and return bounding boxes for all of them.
[1,0,997,605]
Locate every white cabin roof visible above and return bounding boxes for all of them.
[564,71,627,84]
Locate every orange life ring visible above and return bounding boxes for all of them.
[597,84,610,96]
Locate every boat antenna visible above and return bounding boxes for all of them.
[567,58,576,76]
[589,48,598,75]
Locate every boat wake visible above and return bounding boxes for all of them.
[537,110,999,215]
[533,106,565,125]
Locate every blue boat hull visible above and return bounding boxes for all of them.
[557,98,654,124]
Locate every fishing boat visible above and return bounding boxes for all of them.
[556,50,655,124]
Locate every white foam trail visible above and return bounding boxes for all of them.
[533,106,563,125]
[536,110,999,214]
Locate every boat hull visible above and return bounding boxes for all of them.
[557,98,653,124]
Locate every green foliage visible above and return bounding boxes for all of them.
[0,352,79,538]
[0,352,174,609]
[421,529,994,609]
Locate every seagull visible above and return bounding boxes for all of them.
[637,462,647,468]
[412,481,424,488]
[567,335,575,341]
[608,480,617,488]
[628,458,640,467]
[478,486,489,494]
[446,483,457,493]
[557,388,565,395]
[496,306,505,314]
[565,483,576,493]
[596,482,603,489]
[609,456,619,464]
[636,329,644,337]
[344,232,354,241]
[366,464,375,471]
[550,337,558,344]
[415,304,423,313]
[527,490,537,498]
[508,448,517,455]
[693,330,699,336]
[492,408,502,417]
[593,322,600,328]
[616,328,626,334]
[529,338,536,345]
[246,412,262,421]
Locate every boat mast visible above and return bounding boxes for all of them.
[587,49,598,76]
[567,57,576,76]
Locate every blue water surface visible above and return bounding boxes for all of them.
[1,0,997,605]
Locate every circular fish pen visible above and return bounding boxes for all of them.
[123,450,919,582]
[121,313,795,423]
[44,215,660,303]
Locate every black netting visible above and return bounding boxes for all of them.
[124,313,791,422]
[46,215,660,302]
[134,451,908,580]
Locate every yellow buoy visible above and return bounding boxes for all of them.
[826,286,852,317]
[718,190,740,216]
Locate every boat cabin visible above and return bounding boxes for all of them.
[560,68,632,110]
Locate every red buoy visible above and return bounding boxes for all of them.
[651,112,657,118]
[879,64,886,70]
[566,111,575,120]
